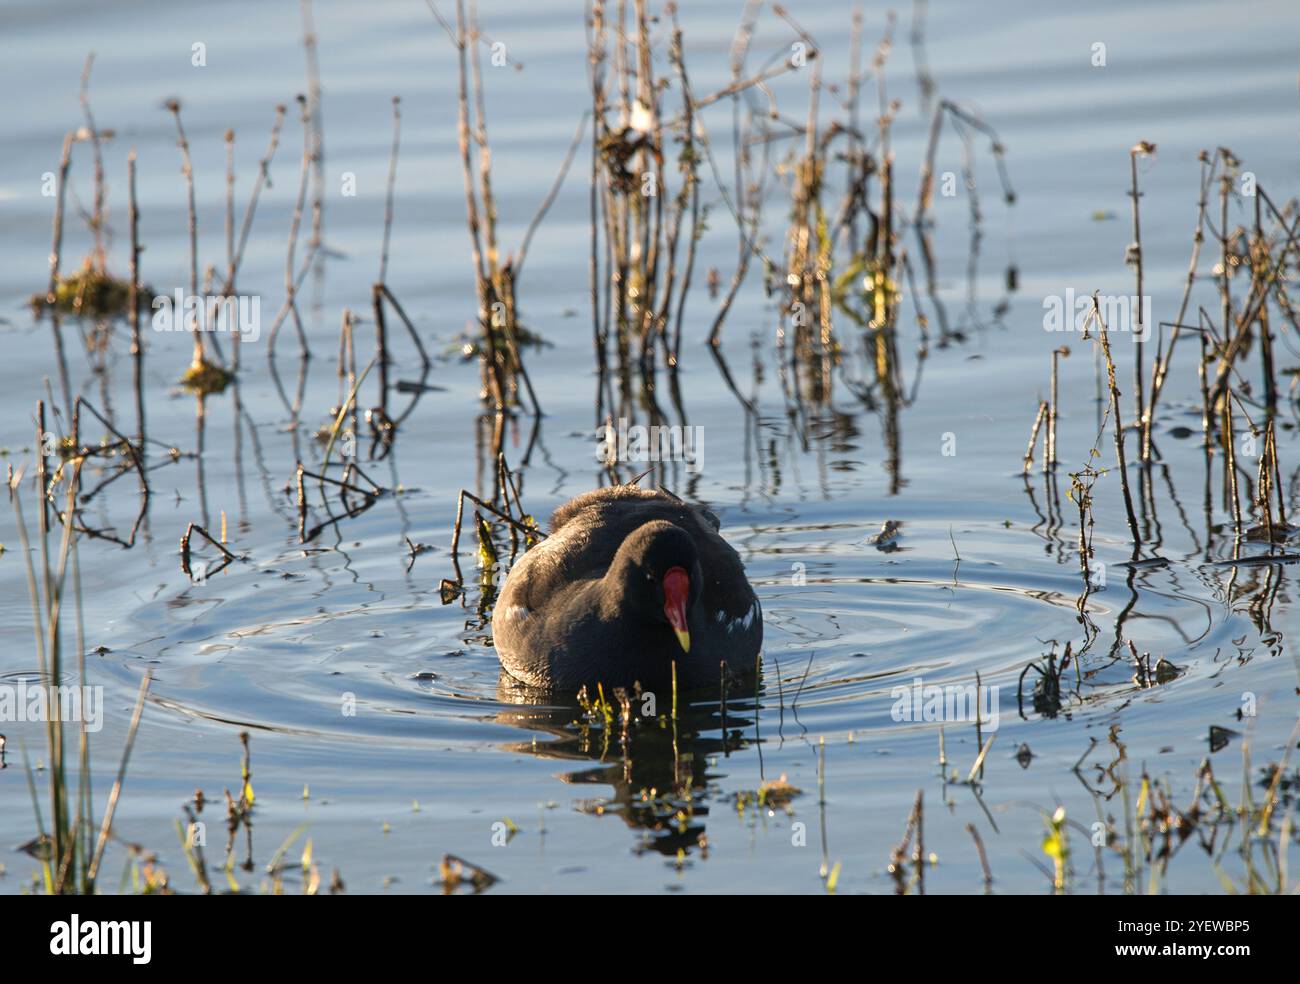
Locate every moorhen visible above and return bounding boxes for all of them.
[494,485,762,694]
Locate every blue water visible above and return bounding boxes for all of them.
[0,0,1297,894]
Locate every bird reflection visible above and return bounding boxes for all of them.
[492,672,757,857]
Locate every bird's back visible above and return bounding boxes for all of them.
[494,486,759,691]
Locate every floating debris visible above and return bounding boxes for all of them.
[32,260,141,318]
[180,358,233,397]
[1209,553,1300,568]
[1209,725,1239,754]
[731,774,803,815]
[868,520,903,552]
[437,854,499,894]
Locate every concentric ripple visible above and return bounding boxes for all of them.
[95,515,1264,754]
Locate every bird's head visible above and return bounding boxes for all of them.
[607,520,701,655]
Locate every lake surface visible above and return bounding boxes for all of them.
[1,0,1297,894]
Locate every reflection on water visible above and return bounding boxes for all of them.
[0,0,1298,894]
[494,681,758,858]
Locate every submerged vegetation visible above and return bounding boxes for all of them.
[998,137,1300,895]
[4,0,1297,897]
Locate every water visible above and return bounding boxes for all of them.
[0,0,1297,894]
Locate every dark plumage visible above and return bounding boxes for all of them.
[493,486,762,694]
